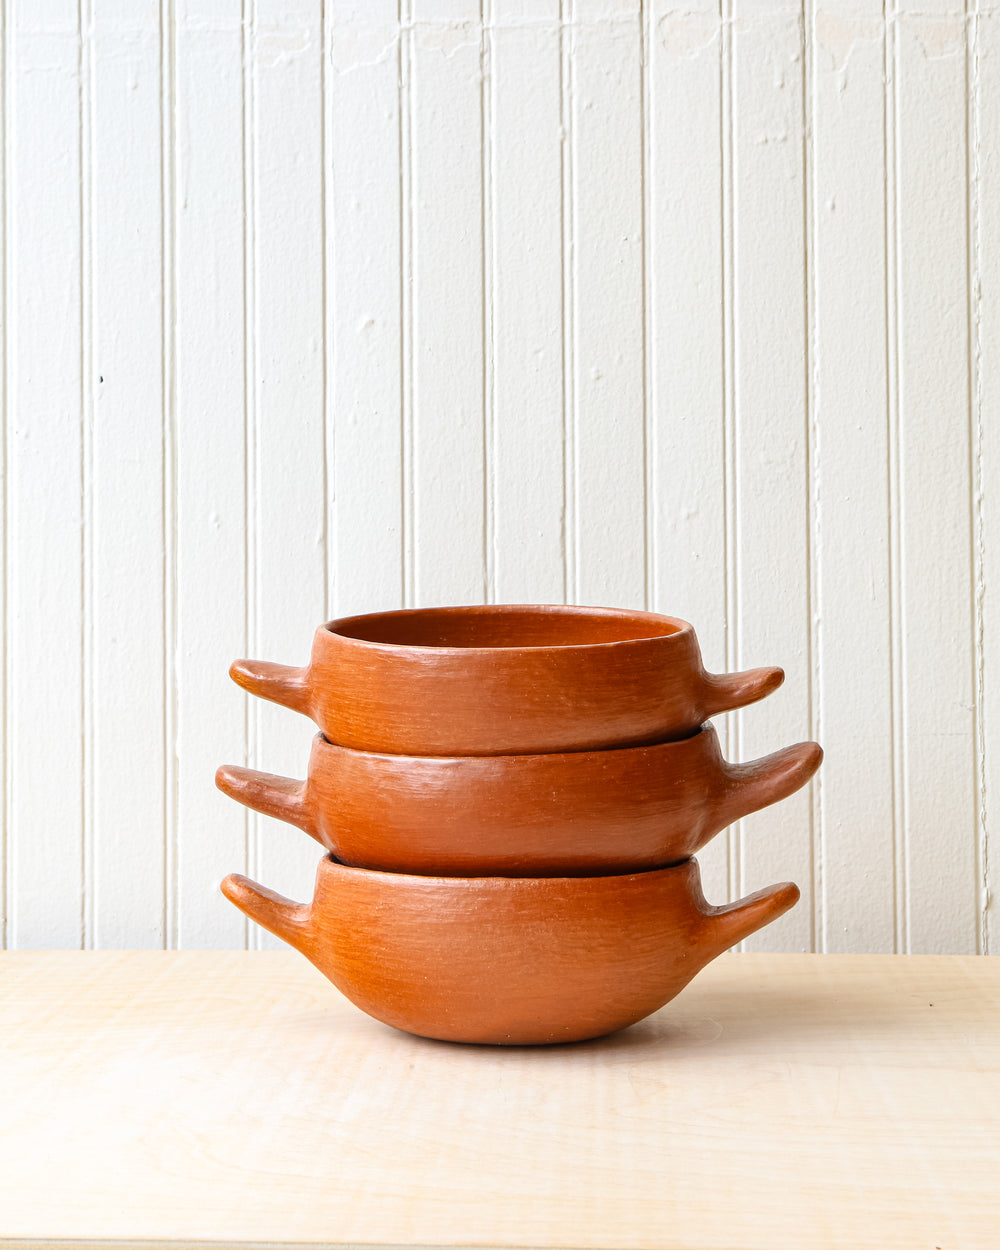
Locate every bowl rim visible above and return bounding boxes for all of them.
[316,852,698,888]
[322,603,692,654]
[311,722,710,765]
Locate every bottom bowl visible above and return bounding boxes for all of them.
[221,856,799,1045]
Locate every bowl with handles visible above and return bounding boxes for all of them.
[228,604,784,756]
[216,725,822,876]
[221,855,800,1045]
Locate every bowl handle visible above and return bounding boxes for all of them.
[703,880,801,953]
[716,740,823,828]
[700,665,784,719]
[221,873,311,952]
[228,658,312,718]
[216,765,317,839]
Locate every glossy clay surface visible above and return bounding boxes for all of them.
[221,857,800,1044]
[216,725,823,876]
[229,604,784,755]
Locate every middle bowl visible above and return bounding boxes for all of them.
[216,724,822,876]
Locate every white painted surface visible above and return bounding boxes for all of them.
[6,3,86,949]
[0,2,995,954]
[174,0,249,949]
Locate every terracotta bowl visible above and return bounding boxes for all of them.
[228,604,784,755]
[221,856,800,1045]
[216,725,822,876]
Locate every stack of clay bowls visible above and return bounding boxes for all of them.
[218,605,821,1045]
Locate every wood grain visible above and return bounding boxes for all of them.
[0,951,997,1246]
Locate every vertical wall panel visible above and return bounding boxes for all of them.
[648,0,726,641]
[89,0,166,948]
[647,0,730,903]
[570,0,646,608]
[811,1,894,951]
[7,3,86,948]
[979,8,999,955]
[248,0,327,934]
[174,0,248,949]
[0,0,9,947]
[328,1,404,617]
[410,1,486,606]
[491,2,565,603]
[895,2,977,952]
[730,1,813,950]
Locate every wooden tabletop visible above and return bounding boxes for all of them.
[1,951,997,1249]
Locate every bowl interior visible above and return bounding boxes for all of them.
[329,605,683,649]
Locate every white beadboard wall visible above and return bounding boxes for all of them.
[1,1,997,954]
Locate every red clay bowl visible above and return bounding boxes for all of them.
[216,725,822,876]
[229,604,784,756]
[221,856,800,1045]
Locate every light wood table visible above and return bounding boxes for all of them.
[1,951,997,1249]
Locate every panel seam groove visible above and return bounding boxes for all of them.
[720,0,739,913]
[400,0,414,609]
[967,0,988,955]
[241,0,257,948]
[640,0,652,613]
[802,0,820,954]
[481,0,496,605]
[321,0,333,620]
[161,0,179,951]
[80,0,96,951]
[885,0,906,955]
[560,0,576,605]
[1,0,9,950]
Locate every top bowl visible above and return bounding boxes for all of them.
[229,604,784,756]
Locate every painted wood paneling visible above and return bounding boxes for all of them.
[894,1,977,952]
[90,0,166,949]
[409,0,486,606]
[328,0,404,617]
[570,0,646,608]
[6,2,86,948]
[174,0,249,949]
[978,7,1000,954]
[1,2,996,955]
[812,0,894,952]
[491,0,565,603]
[647,0,729,904]
[245,0,327,935]
[729,0,813,951]
[0,0,6,949]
